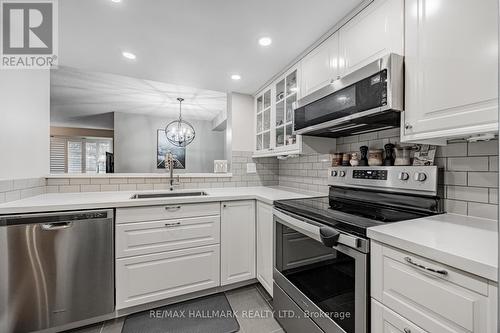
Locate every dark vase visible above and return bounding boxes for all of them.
[384,143,395,166]
[359,146,368,166]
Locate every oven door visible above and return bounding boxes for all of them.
[273,208,368,333]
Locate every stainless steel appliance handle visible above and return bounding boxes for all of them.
[165,205,182,211]
[273,208,365,252]
[404,257,448,276]
[164,222,181,227]
[41,222,73,230]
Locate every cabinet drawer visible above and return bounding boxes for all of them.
[116,202,220,223]
[116,215,220,258]
[372,299,427,333]
[116,245,220,309]
[371,242,494,333]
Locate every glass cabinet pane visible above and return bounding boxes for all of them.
[263,109,270,131]
[263,132,270,149]
[256,134,263,150]
[257,96,263,112]
[276,79,285,101]
[276,101,284,127]
[286,70,297,96]
[264,90,271,109]
[286,94,296,123]
[276,127,284,147]
[257,113,263,133]
[286,124,296,145]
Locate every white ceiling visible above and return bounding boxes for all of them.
[58,0,363,94]
[50,66,228,126]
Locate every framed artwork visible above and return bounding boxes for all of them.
[157,129,186,169]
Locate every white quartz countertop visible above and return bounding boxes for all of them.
[367,213,498,282]
[0,186,324,215]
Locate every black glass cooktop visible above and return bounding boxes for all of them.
[274,187,441,237]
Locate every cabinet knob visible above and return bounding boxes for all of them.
[404,123,413,130]
[223,204,227,208]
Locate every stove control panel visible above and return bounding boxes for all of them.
[353,169,388,180]
[328,166,439,195]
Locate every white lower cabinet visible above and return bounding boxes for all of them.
[371,241,498,333]
[372,299,426,333]
[256,202,274,296]
[220,200,256,286]
[116,245,220,309]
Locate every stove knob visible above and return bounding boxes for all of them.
[398,172,410,181]
[414,172,427,182]
[331,170,338,177]
[339,171,346,177]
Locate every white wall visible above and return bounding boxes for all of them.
[0,70,50,179]
[114,113,226,173]
[229,92,254,152]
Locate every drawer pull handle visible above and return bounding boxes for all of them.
[165,222,181,227]
[165,206,181,211]
[404,329,411,333]
[404,257,448,276]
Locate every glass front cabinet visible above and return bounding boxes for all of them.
[254,66,302,157]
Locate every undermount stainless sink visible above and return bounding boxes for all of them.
[130,191,208,199]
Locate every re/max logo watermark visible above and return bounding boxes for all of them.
[0,0,58,69]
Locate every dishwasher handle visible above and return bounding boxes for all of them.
[41,222,73,231]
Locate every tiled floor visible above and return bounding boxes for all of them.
[68,284,283,333]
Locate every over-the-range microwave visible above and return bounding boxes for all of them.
[293,53,404,138]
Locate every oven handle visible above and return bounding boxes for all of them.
[273,208,364,252]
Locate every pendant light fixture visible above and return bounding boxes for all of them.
[165,98,196,147]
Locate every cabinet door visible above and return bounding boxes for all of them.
[403,0,498,140]
[372,299,427,333]
[221,200,256,285]
[300,32,339,96]
[255,88,273,153]
[339,0,403,75]
[116,245,220,309]
[256,202,273,296]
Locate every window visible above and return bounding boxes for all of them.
[50,136,113,174]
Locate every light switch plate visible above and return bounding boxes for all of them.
[246,163,257,174]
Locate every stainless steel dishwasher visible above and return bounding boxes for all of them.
[0,210,115,333]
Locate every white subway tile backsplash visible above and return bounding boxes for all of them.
[0,180,13,192]
[467,202,498,220]
[70,178,91,185]
[80,185,101,192]
[90,178,111,185]
[436,143,467,157]
[119,184,137,191]
[59,185,81,193]
[443,199,468,215]
[443,172,467,186]
[489,156,499,172]
[468,140,498,156]
[447,157,489,171]
[446,186,489,203]
[467,172,498,188]
[489,188,498,204]
[279,133,498,219]
[100,184,119,192]
[5,191,21,202]
[47,178,70,186]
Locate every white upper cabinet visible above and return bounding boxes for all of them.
[300,32,340,97]
[402,0,498,141]
[254,65,303,157]
[338,0,404,76]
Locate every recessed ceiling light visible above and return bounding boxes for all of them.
[231,74,241,81]
[111,0,122,3]
[122,51,136,60]
[258,37,272,47]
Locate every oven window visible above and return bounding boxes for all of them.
[276,225,356,333]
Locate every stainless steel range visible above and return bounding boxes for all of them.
[273,166,443,333]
